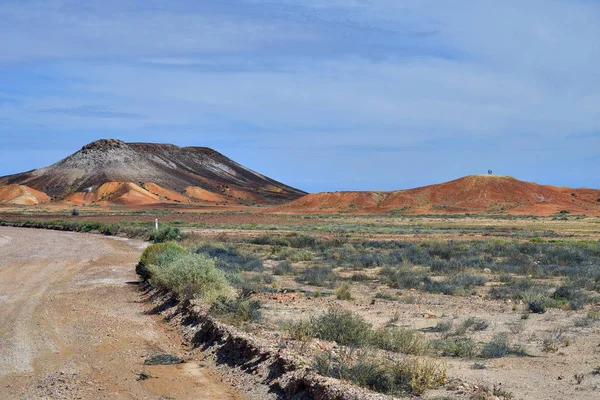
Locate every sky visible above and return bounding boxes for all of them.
[0,0,599,193]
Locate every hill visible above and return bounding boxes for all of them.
[0,139,306,207]
[278,175,600,216]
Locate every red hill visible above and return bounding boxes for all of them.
[278,175,600,216]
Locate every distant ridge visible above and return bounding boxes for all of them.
[278,175,600,216]
[0,139,306,206]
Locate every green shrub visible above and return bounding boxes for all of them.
[312,308,372,347]
[193,242,263,274]
[100,224,120,236]
[335,283,353,300]
[273,261,293,275]
[284,319,314,342]
[371,328,428,355]
[430,320,453,333]
[297,266,337,286]
[314,351,446,395]
[149,226,184,243]
[149,253,231,302]
[211,296,262,323]
[136,243,187,280]
[281,248,314,262]
[527,300,546,314]
[480,333,526,358]
[455,317,489,335]
[286,308,372,347]
[432,337,477,358]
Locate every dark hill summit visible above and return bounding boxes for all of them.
[0,139,306,206]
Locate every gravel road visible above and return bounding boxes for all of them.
[0,227,242,400]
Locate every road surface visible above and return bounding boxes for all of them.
[0,227,241,400]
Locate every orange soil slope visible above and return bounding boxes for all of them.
[0,184,51,205]
[278,175,600,216]
[64,182,232,206]
[65,182,160,206]
[143,182,192,204]
[185,186,228,202]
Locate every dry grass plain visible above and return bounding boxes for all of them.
[2,206,600,399]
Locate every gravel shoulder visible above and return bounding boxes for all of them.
[0,227,242,400]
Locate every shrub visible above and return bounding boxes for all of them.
[284,319,314,342]
[281,248,314,262]
[136,243,187,280]
[371,328,428,355]
[552,284,588,310]
[211,296,262,323]
[149,253,231,302]
[193,242,264,275]
[71,208,80,216]
[297,266,337,286]
[430,320,453,333]
[314,352,446,395]
[527,300,546,314]
[311,309,372,347]
[149,226,184,243]
[286,308,371,347]
[456,317,489,335]
[273,261,293,275]
[335,283,353,300]
[479,333,525,358]
[432,337,478,358]
[100,224,120,236]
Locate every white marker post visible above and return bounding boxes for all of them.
[155,218,159,231]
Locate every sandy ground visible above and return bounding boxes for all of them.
[0,227,242,400]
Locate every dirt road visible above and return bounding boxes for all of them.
[0,227,242,400]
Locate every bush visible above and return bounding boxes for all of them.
[281,248,314,262]
[527,300,546,314]
[455,317,489,335]
[100,224,120,236]
[297,266,337,286]
[136,243,187,280]
[311,309,372,347]
[286,308,371,347]
[552,284,588,310]
[193,242,264,275]
[149,226,184,243]
[480,333,525,358]
[432,337,478,358]
[211,296,262,323]
[335,283,353,300]
[371,328,428,355]
[273,261,293,275]
[71,208,80,216]
[430,320,453,333]
[149,253,231,301]
[314,352,446,395]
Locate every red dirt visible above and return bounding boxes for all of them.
[278,175,600,216]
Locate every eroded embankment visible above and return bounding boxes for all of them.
[144,289,388,400]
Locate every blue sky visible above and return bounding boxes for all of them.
[0,0,599,192]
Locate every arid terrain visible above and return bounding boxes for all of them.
[0,227,242,400]
[2,140,600,399]
[1,210,599,399]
